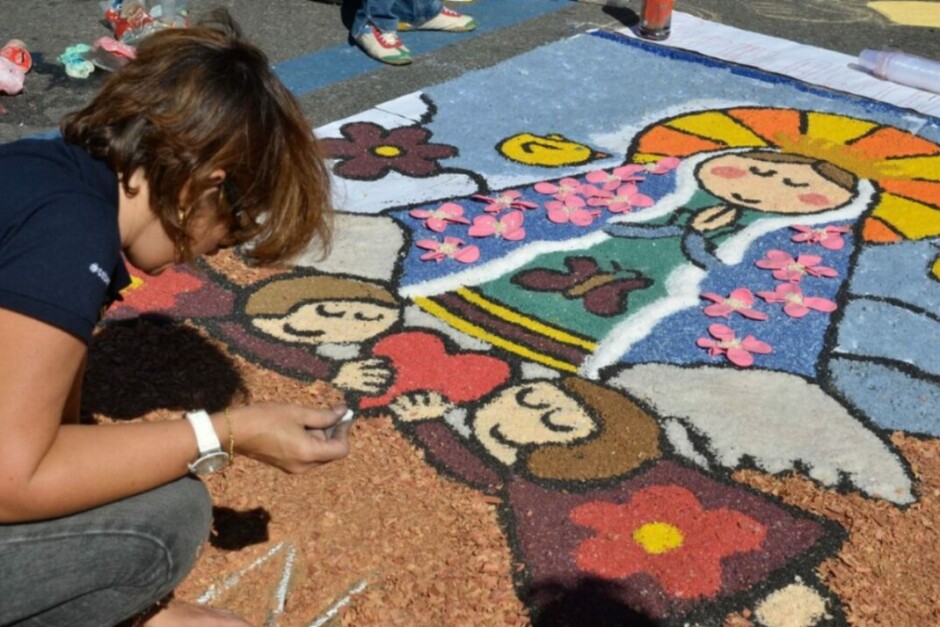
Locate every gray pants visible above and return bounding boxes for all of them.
[0,476,212,626]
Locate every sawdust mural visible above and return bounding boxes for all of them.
[109,31,940,625]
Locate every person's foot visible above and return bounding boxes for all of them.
[399,8,477,32]
[355,25,414,65]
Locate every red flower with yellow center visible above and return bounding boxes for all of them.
[113,266,207,314]
[571,485,766,600]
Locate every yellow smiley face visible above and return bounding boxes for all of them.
[497,133,608,167]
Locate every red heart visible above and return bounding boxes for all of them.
[359,331,511,409]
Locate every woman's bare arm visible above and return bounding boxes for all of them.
[0,307,351,523]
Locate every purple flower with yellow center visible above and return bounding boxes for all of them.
[321,121,458,181]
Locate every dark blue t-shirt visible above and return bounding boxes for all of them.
[0,137,131,343]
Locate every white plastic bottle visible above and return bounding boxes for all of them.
[858,49,940,95]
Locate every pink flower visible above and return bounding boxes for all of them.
[416,237,480,263]
[534,177,587,200]
[471,190,537,214]
[790,224,850,251]
[696,324,772,367]
[586,183,655,214]
[645,156,681,174]
[700,288,769,320]
[757,284,837,318]
[468,211,526,241]
[409,202,470,233]
[584,165,646,191]
[545,196,601,226]
[755,250,838,283]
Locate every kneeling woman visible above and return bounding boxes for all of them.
[0,11,348,626]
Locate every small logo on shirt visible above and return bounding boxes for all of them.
[89,263,111,285]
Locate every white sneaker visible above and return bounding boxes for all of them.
[399,8,477,32]
[355,25,413,65]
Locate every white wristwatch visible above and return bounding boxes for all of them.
[185,410,230,475]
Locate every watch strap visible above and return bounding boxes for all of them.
[185,409,222,454]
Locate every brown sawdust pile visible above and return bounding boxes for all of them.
[169,355,529,626]
[733,433,940,626]
[205,250,288,286]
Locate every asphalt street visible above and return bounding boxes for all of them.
[1,0,938,143]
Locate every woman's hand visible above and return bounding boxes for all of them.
[228,403,351,474]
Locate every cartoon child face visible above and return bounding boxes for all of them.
[473,381,597,465]
[252,300,398,345]
[697,154,854,214]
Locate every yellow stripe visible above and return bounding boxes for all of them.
[882,155,940,182]
[806,112,878,146]
[413,297,580,373]
[456,287,597,351]
[666,112,767,148]
[872,193,940,240]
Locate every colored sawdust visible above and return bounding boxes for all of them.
[733,433,940,626]
[205,248,290,287]
[867,1,940,28]
[169,356,529,626]
[86,320,940,624]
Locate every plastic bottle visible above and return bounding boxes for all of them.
[858,49,940,95]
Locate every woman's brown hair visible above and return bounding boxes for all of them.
[61,9,332,265]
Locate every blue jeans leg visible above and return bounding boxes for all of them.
[351,0,444,37]
[0,476,212,627]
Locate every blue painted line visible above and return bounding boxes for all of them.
[274,0,571,96]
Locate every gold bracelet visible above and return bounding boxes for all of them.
[224,407,235,461]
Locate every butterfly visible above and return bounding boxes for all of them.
[511,256,652,317]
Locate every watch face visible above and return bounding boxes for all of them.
[191,451,230,475]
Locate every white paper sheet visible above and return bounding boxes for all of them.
[616,12,940,118]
